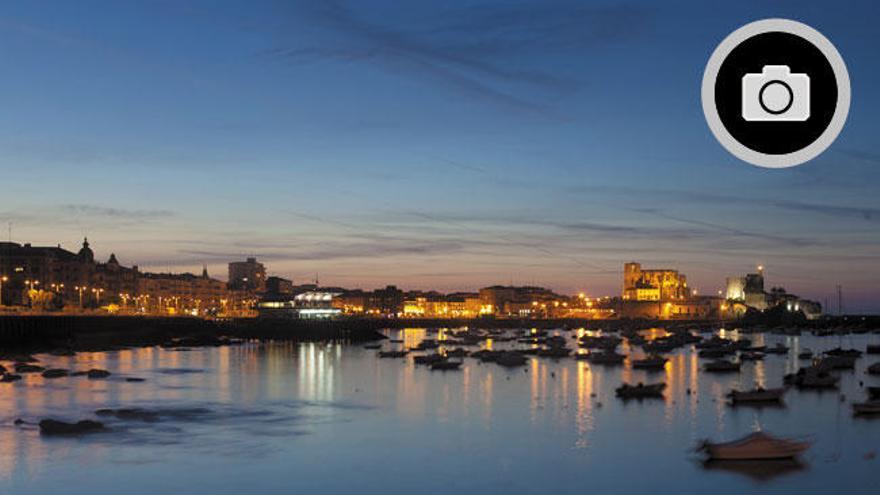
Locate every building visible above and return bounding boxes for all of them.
[0,239,139,309]
[257,291,342,319]
[478,285,558,317]
[265,276,294,295]
[725,266,822,319]
[622,262,688,301]
[136,267,231,316]
[228,257,266,292]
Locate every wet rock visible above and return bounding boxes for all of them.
[39,419,105,435]
[1,373,22,383]
[88,369,112,379]
[14,363,45,373]
[95,408,160,422]
[41,369,70,379]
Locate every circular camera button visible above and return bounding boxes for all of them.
[702,19,850,168]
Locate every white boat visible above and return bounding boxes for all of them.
[698,432,811,460]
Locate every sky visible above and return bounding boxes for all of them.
[1,0,879,312]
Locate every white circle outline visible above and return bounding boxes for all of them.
[701,19,851,169]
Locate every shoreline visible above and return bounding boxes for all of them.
[0,314,877,353]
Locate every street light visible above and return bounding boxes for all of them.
[0,275,7,306]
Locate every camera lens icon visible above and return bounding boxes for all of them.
[742,65,810,121]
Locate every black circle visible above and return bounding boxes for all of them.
[758,80,793,115]
[714,31,837,155]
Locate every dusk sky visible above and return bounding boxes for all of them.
[1,1,879,311]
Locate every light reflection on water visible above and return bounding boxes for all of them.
[0,328,878,494]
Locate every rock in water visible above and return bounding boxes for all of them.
[1,373,23,383]
[41,369,70,379]
[86,369,111,379]
[39,419,105,435]
[14,364,45,373]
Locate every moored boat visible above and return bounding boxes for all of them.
[430,360,462,371]
[852,400,880,415]
[615,382,665,399]
[728,387,785,403]
[378,350,408,358]
[586,351,626,365]
[704,359,741,373]
[866,362,880,375]
[632,355,667,370]
[697,432,811,460]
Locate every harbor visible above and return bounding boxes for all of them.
[1,325,879,494]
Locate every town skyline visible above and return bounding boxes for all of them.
[2,1,879,312]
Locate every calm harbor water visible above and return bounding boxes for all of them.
[1,327,879,494]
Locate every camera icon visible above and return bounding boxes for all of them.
[742,65,810,121]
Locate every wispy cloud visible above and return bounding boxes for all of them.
[264,1,651,116]
[59,204,175,219]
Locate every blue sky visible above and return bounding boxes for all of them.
[1,0,879,311]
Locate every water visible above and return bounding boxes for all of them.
[1,328,879,494]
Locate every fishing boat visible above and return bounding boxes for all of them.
[632,355,667,370]
[728,387,785,404]
[704,359,741,373]
[866,362,880,375]
[825,347,862,358]
[615,382,665,399]
[797,348,813,360]
[697,432,812,460]
[852,400,880,415]
[363,343,382,350]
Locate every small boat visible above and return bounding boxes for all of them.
[852,400,880,415]
[363,344,382,350]
[763,343,788,355]
[389,339,404,343]
[586,352,626,365]
[378,350,408,358]
[615,382,665,399]
[728,387,785,403]
[536,347,572,358]
[704,360,741,373]
[867,345,880,355]
[445,348,469,358]
[867,386,880,400]
[430,360,462,371]
[797,349,813,360]
[817,355,857,370]
[496,352,528,367]
[867,362,880,375]
[413,354,446,365]
[739,351,764,361]
[697,432,811,460]
[632,355,667,370]
[825,347,862,358]
[785,367,839,389]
